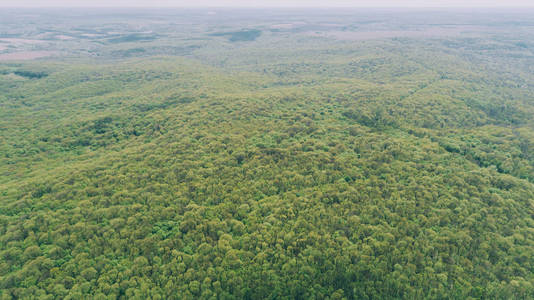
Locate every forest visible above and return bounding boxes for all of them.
[1,8,534,299]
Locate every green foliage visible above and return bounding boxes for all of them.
[210,30,262,42]
[107,34,158,44]
[1,8,534,300]
[13,70,48,79]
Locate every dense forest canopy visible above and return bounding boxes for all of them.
[1,8,534,299]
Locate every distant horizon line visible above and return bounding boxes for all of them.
[2,5,534,8]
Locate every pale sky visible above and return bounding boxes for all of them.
[1,0,534,7]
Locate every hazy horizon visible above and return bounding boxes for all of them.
[2,0,534,8]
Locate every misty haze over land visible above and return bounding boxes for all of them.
[2,0,534,7]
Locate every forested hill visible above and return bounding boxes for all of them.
[1,8,534,299]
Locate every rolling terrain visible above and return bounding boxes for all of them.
[1,8,534,299]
